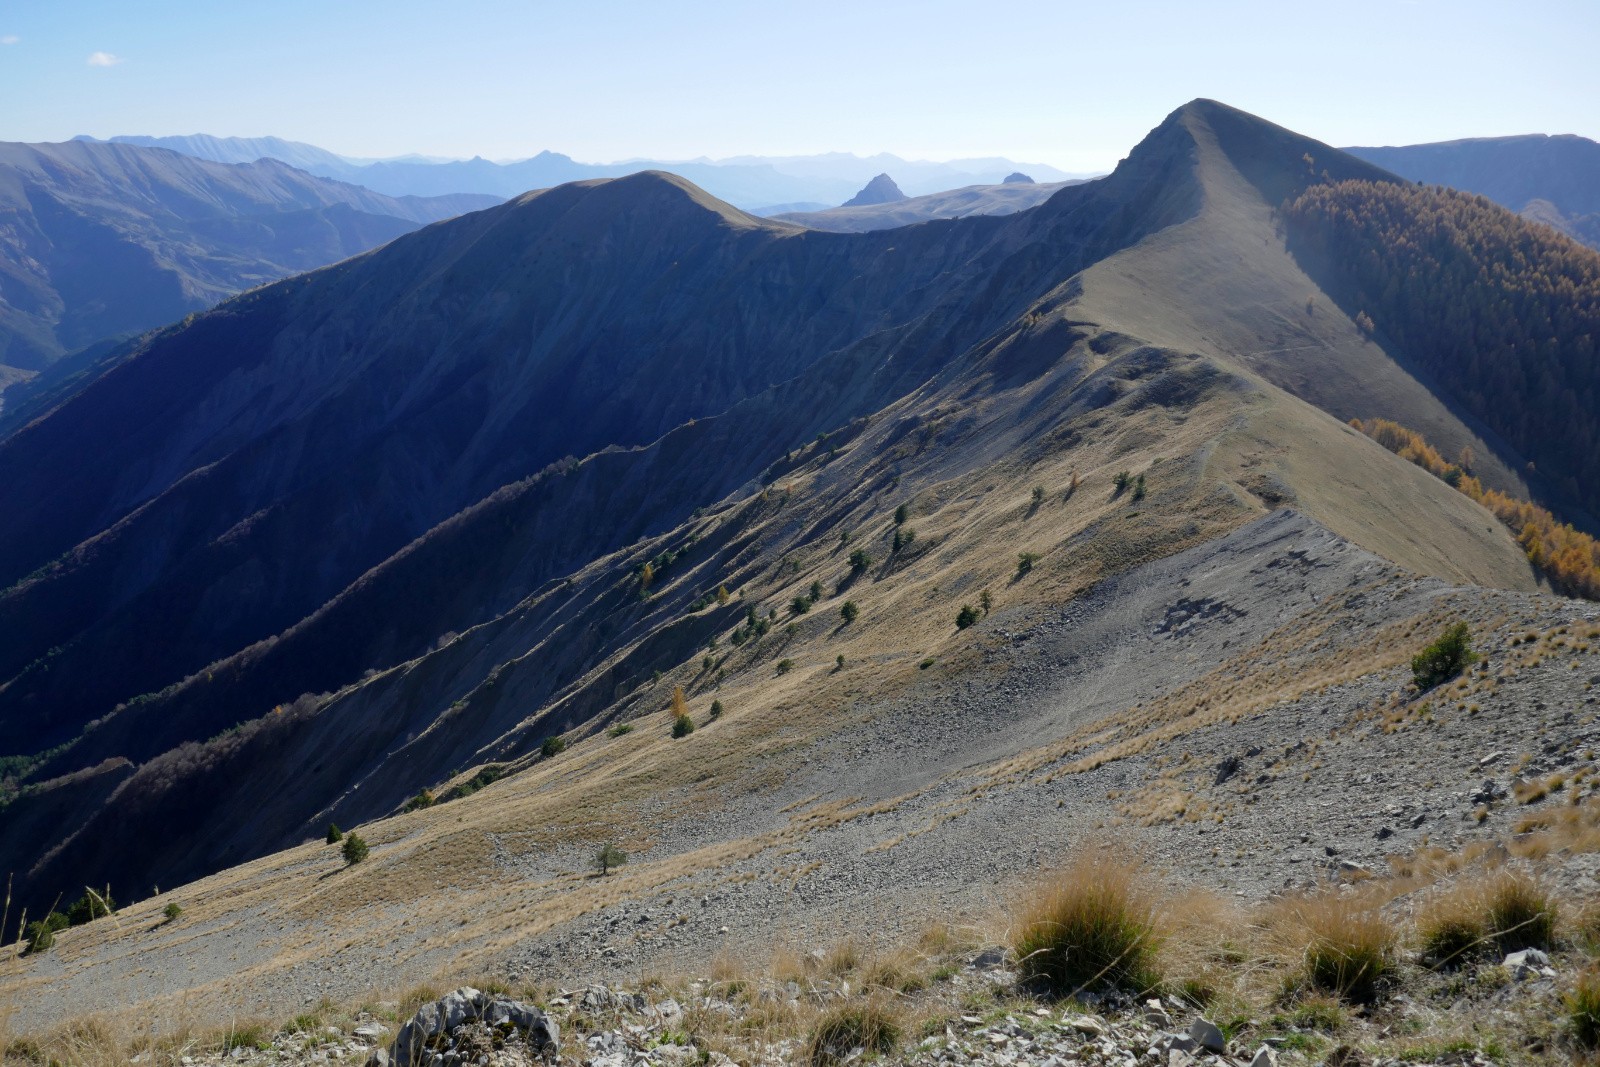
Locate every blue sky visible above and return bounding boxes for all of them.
[3,0,1597,171]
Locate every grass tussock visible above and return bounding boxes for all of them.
[804,998,902,1067]
[1288,993,1348,1032]
[860,950,930,994]
[1271,892,1396,1004]
[821,939,861,977]
[1571,966,1600,1049]
[1416,880,1492,968]
[1011,849,1163,997]
[1483,869,1557,953]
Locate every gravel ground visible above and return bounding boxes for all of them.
[503,512,1599,985]
[9,512,1597,1046]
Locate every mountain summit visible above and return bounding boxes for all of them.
[1,104,1596,1015]
[841,172,907,206]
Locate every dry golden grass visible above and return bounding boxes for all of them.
[803,997,904,1067]
[1415,879,1494,968]
[1570,965,1600,1051]
[859,949,931,995]
[0,342,1566,1039]
[1010,848,1164,997]
[1482,869,1558,953]
[1266,890,1397,1004]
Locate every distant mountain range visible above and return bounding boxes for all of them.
[0,140,501,375]
[76,134,1082,209]
[1345,134,1600,249]
[778,176,1083,232]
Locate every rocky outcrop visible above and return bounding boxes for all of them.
[382,987,557,1067]
[842,173,906,206]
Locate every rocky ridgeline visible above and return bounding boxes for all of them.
[171,936,1583,1067]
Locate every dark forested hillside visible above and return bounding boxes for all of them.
[1346,135,1600,249]
[1284,180,1600,522]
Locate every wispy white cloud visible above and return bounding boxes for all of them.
[86,51,122,67]
[1,35,19,45]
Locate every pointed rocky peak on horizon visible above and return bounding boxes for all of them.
[842,173,906,207]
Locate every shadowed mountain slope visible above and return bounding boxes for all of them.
[0,101,1575,920]
[0,147,1196,764]
[0,140,501,370]
[1346,133,1600,249]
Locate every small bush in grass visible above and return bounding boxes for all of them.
[840,600,859,624]
[221,1024,271,1053]
[805,999,902,1067]
[1485,870,1556,952]
[709,699,723,721]
[342,832,369,866]
[1016,552,1039,578]
[1289,994,1347,1032]
[776,658,794,674]
[1412,622,1477,690]
[405,788,436,812]
[894,504,909,525]
[608,722,634,737]
[326,823,343,844]
[596,843,627,876]
[163,902,184,923]
[541,735,567,758]
[65,889,115,926]
[848,549,873,574]
[1570,967,1600,1049]
[290,1009,327,1033]
[955,604,981,629]
[1012,850,1163,996]
[23,912,68,955]
[1281,893,1396,1003]
[444,764,505,800]
[672,713,695,738]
